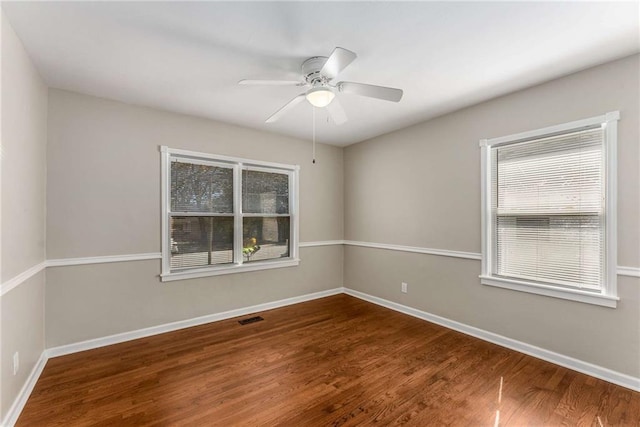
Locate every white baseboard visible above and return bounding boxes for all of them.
[2,352,48,427]
[5,285,638,427]
[4,287,343,426]
[343,287,640,392]
[47,287,344,358]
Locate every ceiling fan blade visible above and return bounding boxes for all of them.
[338,81,403,102]
[239,79,303,86]
[320,47,357,80]
[265,94,306,123]
[326,98,347,125]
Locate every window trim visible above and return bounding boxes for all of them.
[160,146,300,282]
[479,112,619,308]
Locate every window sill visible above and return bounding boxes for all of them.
[161,258,300,282]
[479,275,618,308]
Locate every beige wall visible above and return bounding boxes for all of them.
[46,248,342,347]
[2,15,638,419]
[0,10,48,420]
[1,13,47,280]
[344,54,640,377]
[0,274,45,421]
[45,89,344,347]
[47,90,343,258]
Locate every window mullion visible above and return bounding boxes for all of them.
[290,169,298,260]
[480,143,492,277]
[603,113,618,297]
[161,148,171,276]
[234,163,243,266]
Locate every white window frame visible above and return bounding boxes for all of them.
[160,146,300,282]
[479,112,619,308]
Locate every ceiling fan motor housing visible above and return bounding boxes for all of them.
[302,56,329,85]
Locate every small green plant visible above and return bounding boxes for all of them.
[243,237,260,261]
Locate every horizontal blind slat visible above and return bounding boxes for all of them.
[492,126,604,289]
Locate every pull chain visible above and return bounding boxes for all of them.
[312,106,316,164]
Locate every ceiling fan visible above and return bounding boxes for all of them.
[239,47,403,125]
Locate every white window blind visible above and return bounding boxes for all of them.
[480,112,618,307]
[492,127,604,290]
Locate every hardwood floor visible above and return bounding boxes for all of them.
[17,295,640,426]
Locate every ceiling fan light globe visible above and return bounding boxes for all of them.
[306,87,335,108]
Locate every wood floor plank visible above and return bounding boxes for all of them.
[16,295,640,426]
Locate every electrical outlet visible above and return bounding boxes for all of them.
[13,352,19,375]
[401,282,408,293]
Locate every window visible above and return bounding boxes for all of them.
[479,112,619,307]
[161,147,299,281]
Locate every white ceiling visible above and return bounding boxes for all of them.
[3,1,639,146]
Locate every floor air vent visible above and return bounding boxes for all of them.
[238,316,264,325]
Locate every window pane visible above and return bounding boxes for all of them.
[496,128,603,215]
[492,126,605,290]
[242,217,290,262]
[171,161,233,213]
[171,216,234,269]
[496,215,602,289]
[242,170,289,214]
